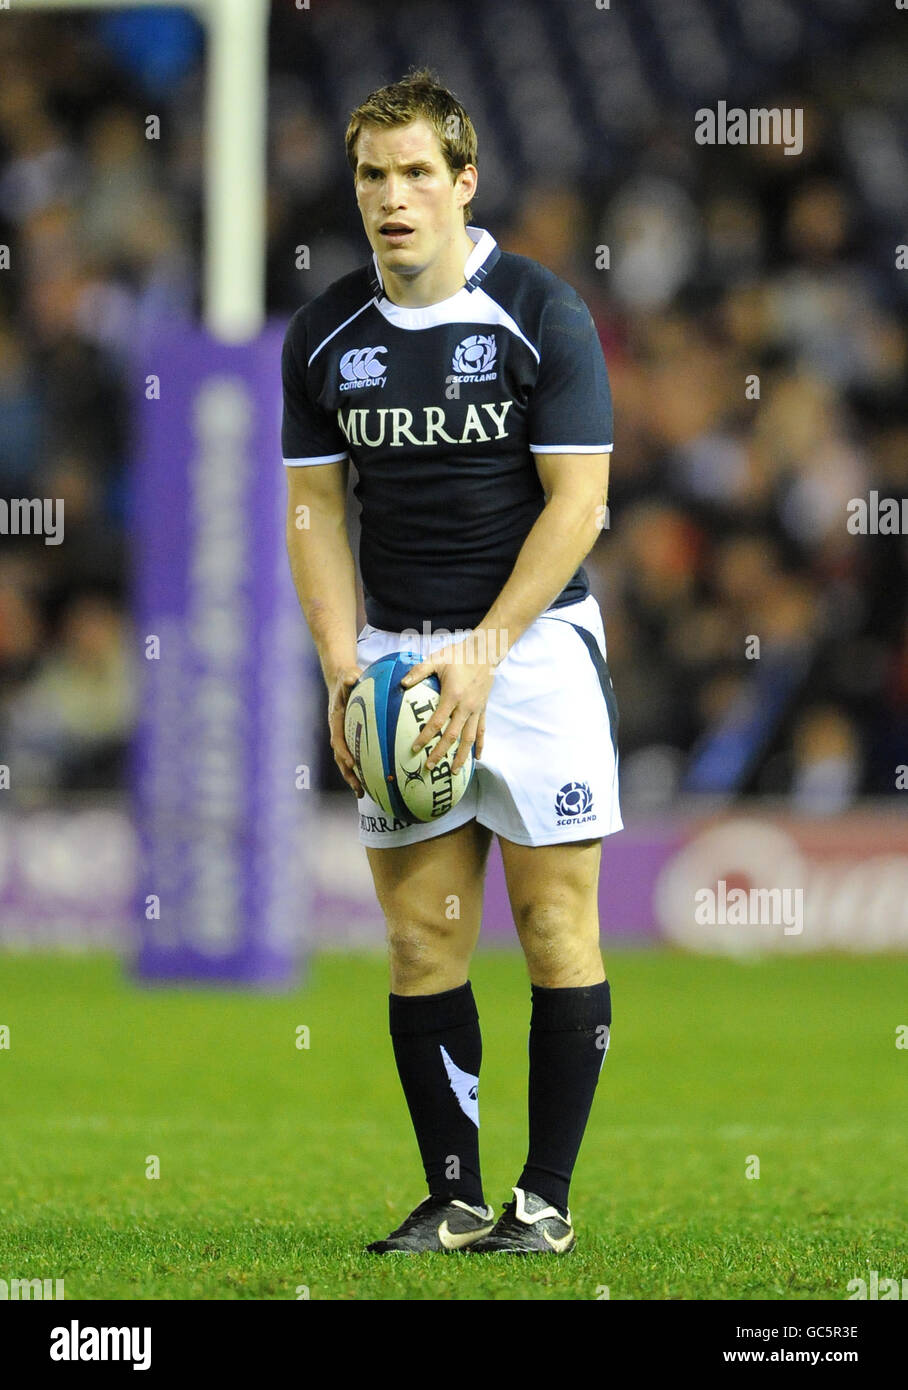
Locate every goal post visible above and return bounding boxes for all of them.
[13,1,317,986]
[14,0,269,343]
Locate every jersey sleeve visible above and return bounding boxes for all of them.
[281,312,349,466]
[527,285,613,454]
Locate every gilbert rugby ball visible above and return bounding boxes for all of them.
[344,651,474,824]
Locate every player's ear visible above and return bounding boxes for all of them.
[459,163,478,206]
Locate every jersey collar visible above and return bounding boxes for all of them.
[368,226,501,308]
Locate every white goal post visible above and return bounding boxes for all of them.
[14,0,269,343]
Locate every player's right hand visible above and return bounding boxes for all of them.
[328,666,365,796]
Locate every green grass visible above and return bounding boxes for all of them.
[0,949,905,1300]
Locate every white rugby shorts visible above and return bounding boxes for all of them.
[353,593,622,848]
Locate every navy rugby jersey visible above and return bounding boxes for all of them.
[281,226,613,632]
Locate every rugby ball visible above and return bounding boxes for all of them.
[344,651,474,824]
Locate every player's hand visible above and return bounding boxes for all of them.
[401,645,495,774]
[328,665,364,796]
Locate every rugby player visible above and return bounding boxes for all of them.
[283,69,621,1254]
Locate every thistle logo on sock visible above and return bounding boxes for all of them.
[555,781,595,826]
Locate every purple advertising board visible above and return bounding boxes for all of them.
[3,802,908,954]
[130,326,315,985]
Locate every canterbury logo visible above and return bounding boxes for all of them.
[339,346,387,382]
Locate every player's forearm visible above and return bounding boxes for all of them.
[286,511,359,687]
[475,491,605,664]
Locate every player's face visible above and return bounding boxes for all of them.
[354,119,474,284]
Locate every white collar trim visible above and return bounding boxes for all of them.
[371,226,497,316]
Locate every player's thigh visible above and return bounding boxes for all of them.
[366,818,493,943]
[499,836,604,978]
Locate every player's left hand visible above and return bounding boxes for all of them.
[401,645,495,774]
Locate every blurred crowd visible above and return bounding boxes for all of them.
[0,2,905,811]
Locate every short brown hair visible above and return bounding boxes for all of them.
[345,67,478,224]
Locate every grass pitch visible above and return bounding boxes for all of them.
[0,949,904,1300]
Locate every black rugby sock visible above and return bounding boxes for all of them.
[389,982,485,1209]
[518,980,612,1218]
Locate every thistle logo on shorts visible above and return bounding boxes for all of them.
[339,346,388,391]
[555,781,596,827]
[450,334,497,383]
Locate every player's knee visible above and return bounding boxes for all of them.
[513,897,599,979]
[513,893,573,944]
[386,915,465,984]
